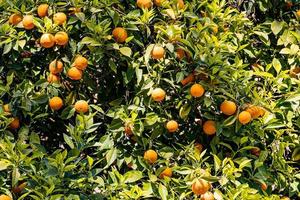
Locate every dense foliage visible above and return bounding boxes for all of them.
[0,0,299,199]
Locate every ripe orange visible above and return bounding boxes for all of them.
[22,15,35,30]
[112,27,128,43]
[40,33,55,48]
[49,97,63,111]
[0,195,12,200]
[200,192,214,200]
[181,73,195,86]
[54,31,69,46]
[74,100,89,113]
[286,1,293,9]
[203,120,216,135]
[297,10,300,17]
[12,182,27,193]
[154,0,162,6]
[9,13,22,25]
[47,74,60,83]
[124,124,133,137]
[261,182,268,191]
[143,149,158,164]
[151,88,166,102]
[159,167,172,178]
[220,100,237,116]
[3,104,10,112]
[192,178,210,195]
[137,0,152,9]
[238,111,252,125]
[151,46,165,59]
[67,67,83,80]
[212,26,218,34]
[194,143,203,153]
[53,12,67,25]
[49,60,64,74]
[190,83,205,98]
[245,106,265,119]
[166,120,178,133]
[9,117,20,129]
[37,4,49,17]
[176,48,187,60]
[177,0,185,9]
[250,147,261,157]
[73,56,88,70]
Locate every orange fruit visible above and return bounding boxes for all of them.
[9,13,22,25]
[195,143,203,153]
[0,195,12,200]
[73,56,88,70]
[159,167,172,178]
[53,12,67,25]
[47,74,60,83]
[177,0,185,9]
[238,111,252,125]
[245,106,262,119]
[37,4,49,17]
[49,97,63,111]
[137,0,152,9]
[166,120,179,133]
[250,147,261,157]
[143,149,158,164]
[151,45,165,59]
[9,117,20,129]
[40,33,55,48]
[12,182,27,193]
[286,1,293,9]
[190,83,205,98]
[3,104,10,113]
[203,120,216,135]
[176,48,187,60]
[124,124,133,137]
[67,67,83,80]
[220,100,237,116]
[154,0,162,6]
[112,27,128,43]
[201,192,214,200]
[54,31,69,46]
[261,182,268,191]
[49,60,63,74]
[181,73,195,86]
[297,10,300,17]
[151,88,166,102]
[212,26,218,34]
[192,178,210,195]
[281,197,290,200]
[22,15,35,30]
[74,100,89,113]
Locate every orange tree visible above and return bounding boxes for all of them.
[0,0,299,199]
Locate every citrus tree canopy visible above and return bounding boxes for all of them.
[0,0,299,199]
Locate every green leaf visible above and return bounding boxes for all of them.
[124,170,143,183]
[63,133,74,149]
[179,104,191,120]
[0,159,12,171]
[119,47,132,57]
[285,94,300,102]
[105,148,118,168]
[272,58,281,74]
[271,21,284,35]
[158,183,168,200]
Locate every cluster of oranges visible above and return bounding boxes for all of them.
[137,0,185,9]
[150,85,266,136]
[4,4,92,131]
